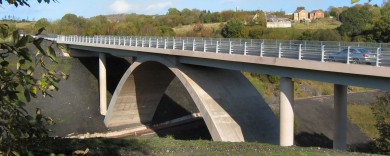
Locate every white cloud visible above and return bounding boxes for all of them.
[110,0,133,13]
[146,1,173,11]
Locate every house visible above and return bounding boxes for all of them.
[293,9,308,21]
[266,13,291,28]
[309,10,325,20]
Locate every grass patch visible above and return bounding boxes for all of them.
[28,137,368,155]
[173,23,222,36]
[292,18,341,30]
[348,104,379,139]
[243,72,278,103]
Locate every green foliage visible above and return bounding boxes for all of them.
[300,29,341,41]
[348,104,379,139]
[371,4,390,42]
[245,26,305,40]
[86,15,111,35]
[297,6,305,11]
[157,26,175,37]
[0,24,67,154]
[57,14,88,35]
[221,18,244,38]
[34,18,49,32]
[338,4,376,41]
[370,93,390,154]
[0,0,57,7]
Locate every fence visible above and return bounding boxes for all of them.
[54,35,390,67]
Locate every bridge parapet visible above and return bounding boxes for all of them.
[55,35,390,67]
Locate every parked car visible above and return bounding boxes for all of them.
[327,47,377,64]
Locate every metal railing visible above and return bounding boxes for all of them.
[53,35,390,67]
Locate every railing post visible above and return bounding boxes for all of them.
[216,41,219,53]
[321,45,325,62]
[182,40,185,50]
[173,39,176,50]
[244,42,247,55]
[109,36,111,45]
[376,47,381,67]
[278,43,282,58]
[164,39,167,49]
[118,37,121,45]
[339,42,341,52]
[229,41,232,54]
[142,38,144,47]
[192,39,195,51]
[298,44,302,60]
[135,38,138,47]
[156,39,159,48]
[347,46,351,64]
[204,40,207,52]
[260,42,264,57]
[149,38,152,48]
[105,37,107,44]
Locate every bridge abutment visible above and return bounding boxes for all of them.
[279,77,295,146]
[333,84,348,151]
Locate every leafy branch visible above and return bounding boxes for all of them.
[0,23,67,155]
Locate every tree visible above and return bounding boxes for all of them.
[338,5,375,40]
[0,0,57,7]
[296,6,305,10]
[58,14,87,35]
[371,3,390,42]
[221,18,244,38]
[34,18,50,32]
[0,0,66,155]
[371,93,390,154]
[167,8,181,16]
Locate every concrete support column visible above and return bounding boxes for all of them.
[333,84,348,150]
[280,77,294,146]
[99,53,107,115]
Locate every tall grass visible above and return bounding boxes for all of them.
[348,104,379,139]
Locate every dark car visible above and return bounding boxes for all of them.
[328,47,377,64]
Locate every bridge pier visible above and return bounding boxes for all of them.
[99,53,107,115]
[333,84,347,150]
[280,77,294,146]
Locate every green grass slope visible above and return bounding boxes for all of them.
[29,137,375,156]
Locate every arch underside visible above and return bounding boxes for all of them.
[104,55,279,144]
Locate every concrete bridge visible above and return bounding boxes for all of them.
[54,35,390,151]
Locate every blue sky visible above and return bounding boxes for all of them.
[0,0,385,21]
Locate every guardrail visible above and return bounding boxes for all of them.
[53,35,390,67]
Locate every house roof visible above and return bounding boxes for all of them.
[294,9,308,13]
[310,10,324,13]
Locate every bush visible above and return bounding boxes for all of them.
[221,18,244,38]
[370,93,390,154]
[0,24,67,155]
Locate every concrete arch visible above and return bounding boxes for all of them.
[104,54,279,144]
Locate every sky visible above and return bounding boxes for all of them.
[0,0,386,21]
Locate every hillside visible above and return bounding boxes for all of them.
[173,23,222,36]
[292,18,341,30]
